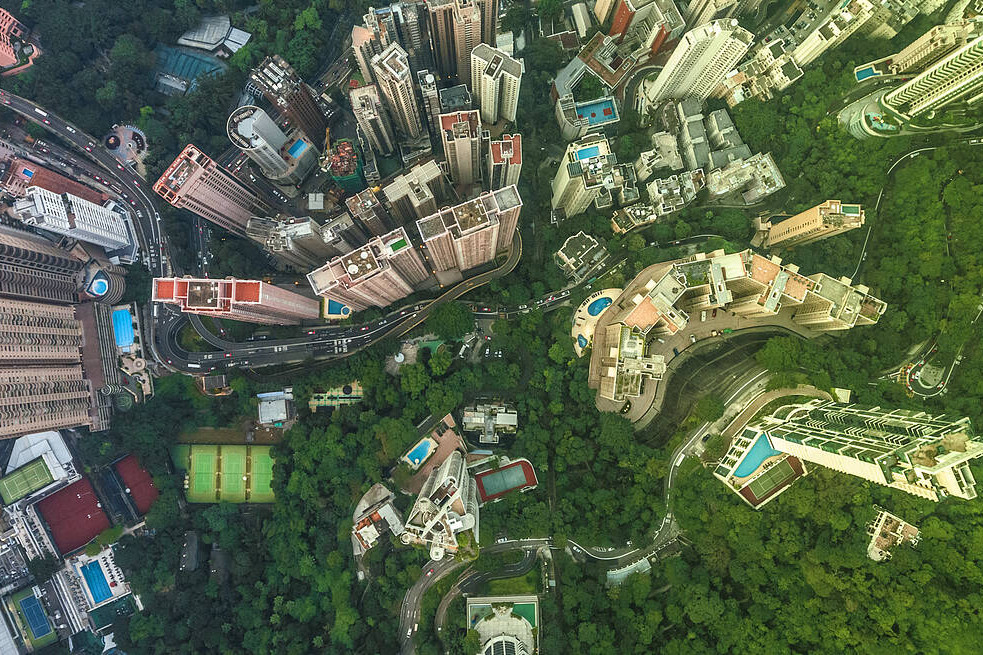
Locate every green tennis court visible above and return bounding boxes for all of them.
[188,445,218,503]
[220,446,247,502]
[0,458,54,504]
[747,458,795,500]
[249,450,275,502]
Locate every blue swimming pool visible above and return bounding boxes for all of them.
[733,434,782,478]
[855,66,878,82]
[577,335,588,348]
[588,297,612,316]
[576,145,600,160]
[577,99,617,126]
[112,309,134,348]
[22,167,34,178]
[81,561,113,605]
[326,299,350,316]
[287,139,309,158]
[407,440,432,465]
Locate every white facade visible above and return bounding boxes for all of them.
[470,43,523,124]
[791,0,876,67]
[884,33,983,119]
[372,42,424,139]
[226,105,290,178]
[15,186,132,251]
[642,19,753,108]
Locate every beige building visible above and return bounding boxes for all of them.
[597,324,666,401]
[757,200,865,250]
[486,133,522,190]
[439,110,485,186]
[154,144,268,237]
[249,55,328,147]
[401,449,479,560]
[0,365,98,439]
[883,33,983,119]
[346,187,393,237]
[470,43,522,124]
[307,227,429,311]
[350,85,397,156]
[152,277,320,325]
[14,187,133,253]
[856,22,977,79]
[792,0,877,67]
[417,185,521,272]
[551,135,633,219]
[372,42,424,139]
[383,160,454,223]
[0,222,84,305]
[0,297,83,363]
[755,400,982,502]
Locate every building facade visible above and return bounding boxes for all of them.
[400,449,479,560]
[486,133,522,190]
[372,42,425,139]
[350,84,398,156]
[440,110,485,186]
[883,33,983,119]
[382,160,454,223]
[759,200,865,250]
[152,277,320,325]
[14,187,133,252]
[249,55,328,144]
[470,44,522,124]
[0,225,84,304]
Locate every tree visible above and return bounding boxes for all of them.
[692,395,725,423]
[502,5,530,36]
[429,348,453,376]
[426,302,473,341]
[463,629,482,654]
[539,0,564,22]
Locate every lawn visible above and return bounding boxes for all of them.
[485,569,539,596]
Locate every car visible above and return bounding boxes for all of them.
[307,330,315,335]
[548,296,555,301]
[224,353,232,358]
[690,334,697,343]
[673,347,680,356]
[496,537,509,544]
[117,163,123,170]
[43,119,49,125]
[702,434,711,443]
[133,180,140,187]
[700,310,707,322]
[485,335,492,341]
[361,325,369,331]
[406,629,412,638]
[1,100,8,105]
[712,309,717,318]
[426,568,434,577]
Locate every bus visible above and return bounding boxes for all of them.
[33,108,48,117]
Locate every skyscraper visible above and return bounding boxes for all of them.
[249,55,328,145]
[439,110,485,186]
[154,145,269,237]
[426,0,482,80]
[476,0,499,46]
[152,277,320,325]
[453,0,483,83]
[757,200,865,251]
[486,133,522,190]
[400,449,479,560]
[0,365,98,439]
[428,0,459,78]
[470,44,522,124]
[245,215,357,270]
[416,185,521,272]
[551,134,635,219]
[417,70,443,140]
[0,224,84,304]
[306,227,429,311]
[346,187,394,237]
[750,400,981,501]
[227,105,320,186]
[791,0,876,67]
[383,160,455,223]
[0,297,82,364]
[350,85,397,156]
[14,187,133,252]
[883,33,983,119]
[372,42,425,139]
[641,19,753,107]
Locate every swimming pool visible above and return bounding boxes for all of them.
[733,434,783,478]
[287,139,309,158]
[406,440,432,465]
[112,309,134,348]
[576,99,617,126]
[577,335,588,348]
[81,561,113,605]
[855,66,878,82]
[22,167,34,178]
[588,297,612,316]
[576,145,600,160]
[326,299,350,316]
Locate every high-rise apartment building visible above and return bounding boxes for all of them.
[154,145,268,237]
[416,185,521,272]
[552,134,636,219]
[439,110,485,186]
[152,277,320,325]
[683,0,737,29]
[0,9,26,69]
[426,0,482,80]
[428,0,459,78]
[417,70,443,141]
[227,105,319,186]
[0,224,84,304]
[372,42,425,139]
[346,188,393,237]
[14,187,133,252]
[856,22,976,79]
[0,297,82,364]
[246,215,357,270]
[607,0,686,56]
[350,85,397,156]
[470,44,522,124]
[751,400,981,501]
[641,19,753,107]
[883,33,983,119]
[791,0,876,67]
[306,227,429,311]
[454,0,483,83]
[383,160,454,223]
[758,200,865,250]
[486,133,522,190]
[0,365,98,439]
[249,55,328,145]
[400,449,479,560]
[476,0,499,46]
[352,7,397,86]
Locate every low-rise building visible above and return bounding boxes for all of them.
[634,131,683,182]
[705,152,785,204]
[257,388,294,427]
[597,324,666,402]
[351,483,405,556]
[866,508,919,561]
[461,402,518,445]
[554,231,608,282]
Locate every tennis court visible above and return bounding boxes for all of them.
[249,450,275,503]
[747,458,796,500]
[220,446,247,502]
[11,588,56,647]
[0,457,54,504]
[188,445,218,503]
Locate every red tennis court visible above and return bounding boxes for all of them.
[115,455,159,514]
[36,479,109,555]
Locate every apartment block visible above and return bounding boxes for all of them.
[306,227,429,311]
[461,402,518,444]
[791,0,877,67]
[0,366,98,439]
[346,188,393,237]
[352,483,405,556]
[350,85,397,156]
[608,0,686,58]
[792,272,886,331]
[154,144,268,237]
[152,277,320,325]
[713,39,803,106]
[641,20,752,108]
[757,200,864,250]
[866,509,920,561]
[705,151,785,204]
[470,44,522,124]
[551,135,636,219]
[0,224,84,304]
[14,187,133,253]
[372,42,425,139]
[0,298,82,364]
[382,160,454,223]
[246,215,356,270]
[440,110,485,186]
[554,231,607,282]
[416,185,521,272]
[400,449,479,560]
[476,0,499,46]
[454,0,483,83]
[883,33,983,119]
[752,400,981,502]
[486,133,522,190]
[227,105,318,186]
[352,8,397,85]
[249,55,328,144]
[418,70,443,140]
[854,22,976,80]
[0,9,26,68]
[597,323,666,401]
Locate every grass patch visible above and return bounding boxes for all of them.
[482,568,539,596]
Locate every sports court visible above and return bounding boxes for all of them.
[114,455,159,514]
[747,458,796,499]
[11,588,56,648]
[36,478,110,554]
[474,459,538,503]
[0,457,54,504]
[178,445,274,503]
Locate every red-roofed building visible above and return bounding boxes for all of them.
[115,455,159,515]
[486,134,522,191]
[474,458,538,504]
[36,478,109,555]
[151,276,319,325]
[2,158,108,204]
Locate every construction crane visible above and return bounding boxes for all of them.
[318,127,332,173]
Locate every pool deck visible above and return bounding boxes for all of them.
[403,414,466,494]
